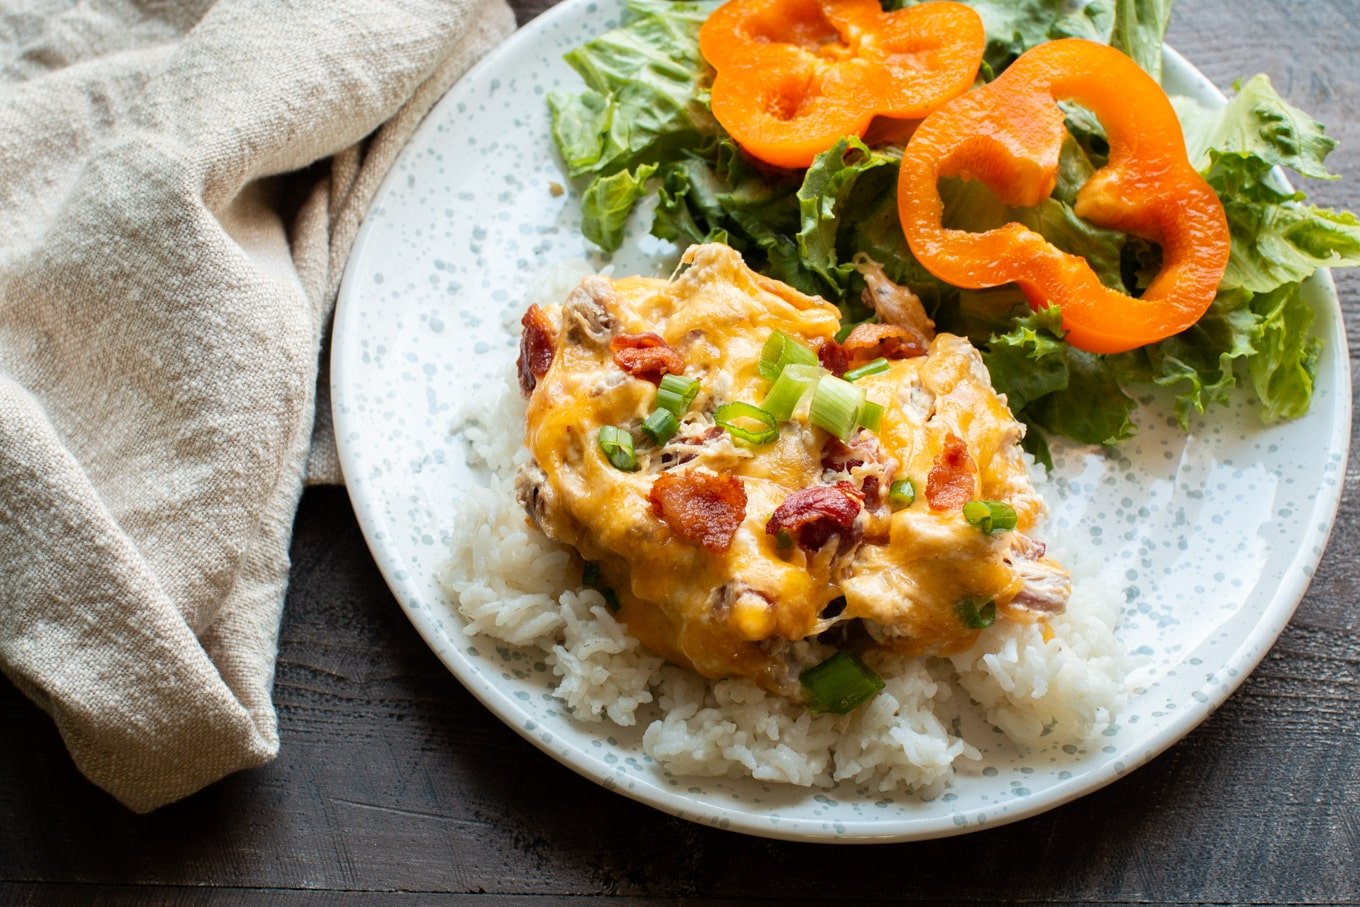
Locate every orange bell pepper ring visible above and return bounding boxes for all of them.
[897,39,1231,354]
[699,0,984,170]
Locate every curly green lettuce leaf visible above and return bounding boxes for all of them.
[1147,73,1356,424]
[549,89,612,175]
[836,151,953,303]
[552,0,716,178]
[981,306,1070,411]
[1220,199,1360,293]
[720,172,811,293]
[654,137,913,304]
[549,0,718,248]
[1119,280,1322,427]
[1116,288,1257,425]
[1033,348,1138,448]
[581,163,658,251]
[1109,0,1173,81]
[1177,74,1339,180]
[1247,282,1322,422]
[651,139,818,292]
[796,137,896,297]
[983,307,1138,465]
[652,153,731,247]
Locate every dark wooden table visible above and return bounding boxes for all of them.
[4,1,1358,903]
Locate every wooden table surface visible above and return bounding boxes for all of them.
[3,1,1358,903]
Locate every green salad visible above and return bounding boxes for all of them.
[547,0,1360,465]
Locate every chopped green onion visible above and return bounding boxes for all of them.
[761,363,824,421]
[962,500,1018,534]
[656,373,699,416]
[799,650,885,714]
[642,408,679,445]
[858,400,884,432]
[775,529,793,550]
[809,374,865,441]
[889,478,915,510]
[956,598,997,629]
[844,357,889,382]
[759,330,819,380]
[715,401,779,445]
[597,425,637,471]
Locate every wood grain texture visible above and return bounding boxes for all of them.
[2,0,1358,903]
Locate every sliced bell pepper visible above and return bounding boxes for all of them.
[699,0,984,169]
[897,39,1231,354]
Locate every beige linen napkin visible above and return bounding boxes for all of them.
[0,0,514,812]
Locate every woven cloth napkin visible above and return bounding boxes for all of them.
[0,0,513,812]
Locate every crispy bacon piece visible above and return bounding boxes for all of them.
[610,332,684,383]
[649,471,747,553]
[814,337,848,376]
[926,433,976,511]
[842,323,927,363]
[765,481,863,552]
[517,304,556,397]
[821,435,896,513]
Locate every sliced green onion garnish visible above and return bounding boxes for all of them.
[775,529,793,550]
[597,425,638,471]
[799,650,885,714]
[834,322,856,344]
[962,500,1018,534]
[715,401,779,445]
[844,357,889,382]
[956,598,997,629]
[759,330,819,381]
[858,400,884,432]
[761,363,824,422]
[889,478,915,510]
[809,374,865,442]
[642,408,679,445]
[656,373,700,416]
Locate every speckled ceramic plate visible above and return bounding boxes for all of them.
[331,0,1351,842]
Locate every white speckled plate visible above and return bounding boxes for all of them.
[331,0,1351,842]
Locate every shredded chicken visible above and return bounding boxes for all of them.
[563,276,616,345]
[854,253,934,345]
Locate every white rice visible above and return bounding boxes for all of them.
[439,338,1126,795]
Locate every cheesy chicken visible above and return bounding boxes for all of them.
[515,243,1069,703]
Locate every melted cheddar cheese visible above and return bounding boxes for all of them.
[518,243,1068,698]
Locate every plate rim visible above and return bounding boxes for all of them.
[330,2,1354,843]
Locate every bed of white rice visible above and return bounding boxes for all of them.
[438,271,1127,795]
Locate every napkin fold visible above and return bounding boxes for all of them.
[0,0,514,812]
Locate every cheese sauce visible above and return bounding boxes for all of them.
[518,243,1069,697]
